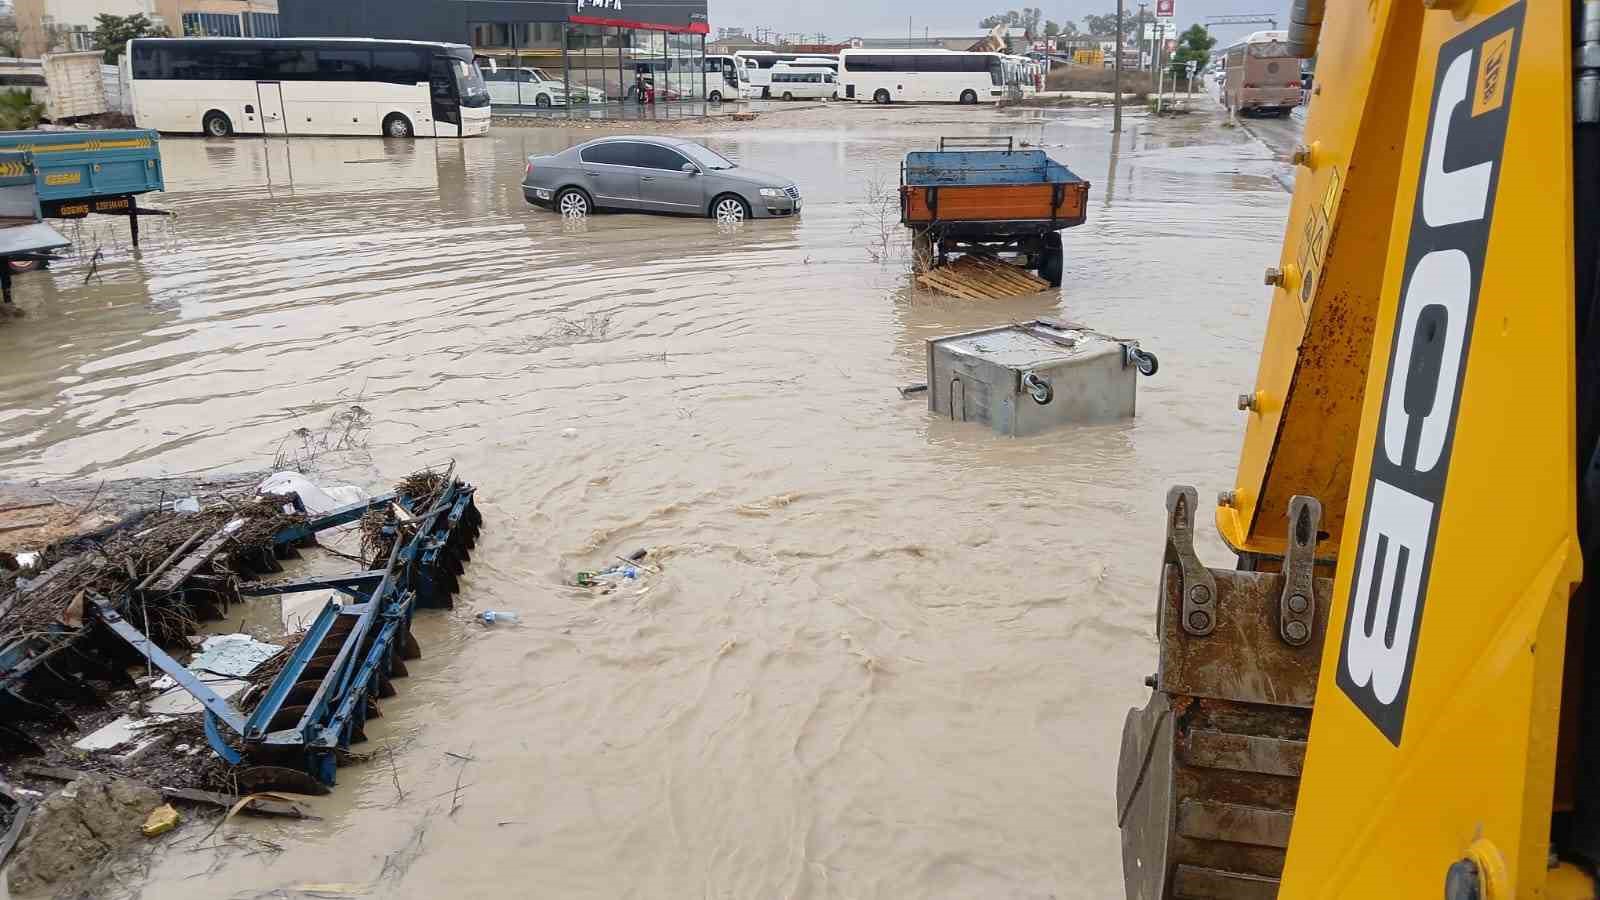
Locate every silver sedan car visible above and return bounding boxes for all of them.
[522,136,801,222]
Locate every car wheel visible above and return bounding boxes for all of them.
[557,187,591,217]
[711,194,749,223]
[709,91,722,103]
[960,89,977,104]
[536,93,552,108]
[782,91,793,101]
[203,111,233,138]
[383,114,414,138]
[874,89,891,104]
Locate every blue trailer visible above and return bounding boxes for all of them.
[0,129,167,251]
[0,151,71,304]
[901,137,1089,287]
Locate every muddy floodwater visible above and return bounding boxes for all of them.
[0,104,1288,898]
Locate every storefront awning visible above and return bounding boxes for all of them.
[568,15,709,34]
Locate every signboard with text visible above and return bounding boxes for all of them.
[1155,0,1174,17]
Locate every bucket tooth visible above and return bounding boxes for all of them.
[390,658,409,678]
[376,674,396,698]
[366,697,382,718]
[401,630,422,660]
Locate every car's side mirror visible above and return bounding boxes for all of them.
[681,163,698,175]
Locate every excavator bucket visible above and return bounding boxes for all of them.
[1117,487,1330,899]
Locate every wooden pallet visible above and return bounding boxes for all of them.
[915,255,1050,299]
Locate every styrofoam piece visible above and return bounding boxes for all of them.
[73,715,162,764]
[144,678,248,716]
[188,633,281,677]
[257,472,369,515]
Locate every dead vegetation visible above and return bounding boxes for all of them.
[271,385,374,473]
[853,170,907,265]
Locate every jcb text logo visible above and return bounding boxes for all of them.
[1335,4,1523,745]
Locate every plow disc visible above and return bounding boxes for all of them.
[1117,488,1329,899]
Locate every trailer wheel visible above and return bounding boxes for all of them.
[874,89,891,104]
[203,111,233,138]
[1040,233,1064,288]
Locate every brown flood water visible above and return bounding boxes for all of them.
[0,104,1287,899]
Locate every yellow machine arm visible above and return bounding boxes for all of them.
[1118,0,1597,897]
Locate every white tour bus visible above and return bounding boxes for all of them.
[768,66,836,100]
[735,51,837,98]
[126,37,491,138]
[838,49,1005,104]
[702,54,745,102]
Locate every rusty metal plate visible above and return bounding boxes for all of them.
[1173,864,1280,900]
[1176,799,1293,848]
[1180,729,1306,778]
[1159,565,1332,707]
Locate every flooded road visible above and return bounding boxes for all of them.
[0,103,1289,898]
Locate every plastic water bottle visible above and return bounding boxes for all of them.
[477,610,520,625]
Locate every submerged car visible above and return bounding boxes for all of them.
[522,136,801,222]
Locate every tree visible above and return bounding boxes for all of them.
[91,13,169,64]
[979,7,1042,36]
[1082,11,1138,41]
[0,89,45,131]
[1169,24,1217,76]
[1044,20,1060,37]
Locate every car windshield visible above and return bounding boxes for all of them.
[680,143,735,170]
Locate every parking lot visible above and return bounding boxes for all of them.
[0,101,1293,898]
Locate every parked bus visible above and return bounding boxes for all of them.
[768,66,836,100]
[1220,30,1301,117]
[702,54,745,103]
[735,51,837,98]
[126,37,491,138]
[838,49,1004,104]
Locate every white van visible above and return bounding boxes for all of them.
[768,65,836,100]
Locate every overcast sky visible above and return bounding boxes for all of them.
[708,0,1284,46]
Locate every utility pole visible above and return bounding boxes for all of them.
[1150,16,1159,91]
[1113,0,1123,133]
[1137,4,1148,72]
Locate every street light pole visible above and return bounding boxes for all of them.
[1113,0,1123,133]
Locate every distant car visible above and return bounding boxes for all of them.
[482,66,605,108]
[523,136,801,222]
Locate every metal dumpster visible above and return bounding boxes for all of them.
[927,320,1158,436]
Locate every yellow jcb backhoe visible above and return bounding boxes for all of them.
[1116,0,1600,896]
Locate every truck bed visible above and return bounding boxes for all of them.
[901,149,1088,229]
[0,129,164,208]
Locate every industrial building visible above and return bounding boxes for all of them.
[278,0,711,106]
